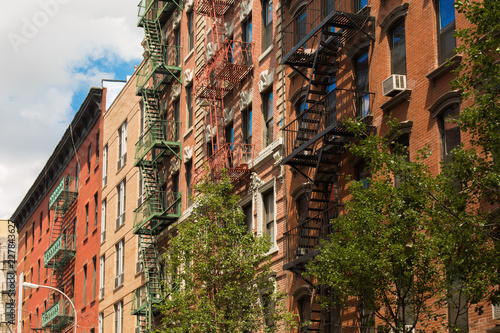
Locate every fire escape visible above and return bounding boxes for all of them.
[132,0,183,331]
[281,1,374,332]
[40,176,78,331]
[193,0,254,183]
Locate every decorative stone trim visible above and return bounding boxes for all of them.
[380,89,412,112]
[170,158,181,175]
[345,34,372,59]
[185,0,194,12]
[428,90,462,118]
[224,106,235,125]
[225,20,235,38]
[171,83,181,101]
[426,55,462,86]
[384,120,413,143]
[206,42,216,60]
[172,9,181,30]
[184,68,193,86]
[240,0,253,21]
[253,137,283,170]
[239,89,253,110]
[258,69,275,93]
[379,3,409,31]
[183,146,193,163]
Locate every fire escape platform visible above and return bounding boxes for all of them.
[282,10,374,66]
[133,194,182,235]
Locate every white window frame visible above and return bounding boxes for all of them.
[116,180,126,229]
[118,121,127,170]
[101,199,107,242]
[240,193,254,233]
[99,255,105,298]
[115,240,124,288]
[114,300,123,333]
[102,145,108,186]
[98,312,104,333]
[257,178,277,253]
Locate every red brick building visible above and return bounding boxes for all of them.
[12,88,104,333]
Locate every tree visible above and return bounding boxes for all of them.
[307,120,500,332]
[156,174,293,333]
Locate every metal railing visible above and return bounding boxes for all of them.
[207,143,254,178]
[135,120,181,161]
[138,0,183,26]
[136,48,183,93]
[49,176,78,211]
[284,206,341,264]
[282,0,368,59]
[133,191,182,232]
[43,234,75,268]
[41,298,73,328]
[282,88,373,161]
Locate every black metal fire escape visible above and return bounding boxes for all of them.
[281,1,374,332]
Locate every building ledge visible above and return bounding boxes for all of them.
[253,137,283,170]
[426,54,462,86]
[380,89,412,112]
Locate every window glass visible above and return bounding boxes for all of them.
[263,91,274,147]
[355,51,370,118]
[391,20,406,75]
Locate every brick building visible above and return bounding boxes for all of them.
[11,0,500,332]
[11,87,108,333]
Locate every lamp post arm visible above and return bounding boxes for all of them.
[33,285,77,333]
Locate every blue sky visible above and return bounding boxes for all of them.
[0,0,144,218]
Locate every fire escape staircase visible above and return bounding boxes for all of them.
[281,2,374,332]
[39,176,78,331]
[133,1,184,331]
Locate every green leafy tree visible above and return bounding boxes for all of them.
[307,120,500,332]
[156,174,293,333]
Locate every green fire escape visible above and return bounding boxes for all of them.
[40,175,78,331]
[133,0,183,331]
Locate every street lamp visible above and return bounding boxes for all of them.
[22,282,77,333]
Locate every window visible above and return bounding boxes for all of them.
[448,278,468,333]
[296,193,309,223]
[295,8,307,44]
[88,144,92,173]
[83,264,87,305]
[392,134,410,188]
[439,105,461,165]
[172,173,180,214]
[186,162,193,207]
[390,19,406,75]
[243,204,253,233]
[101,199,107,242]
[437,0,456,64]
[114,301,123,333]
[242,17,252,64]
[138,172,144,207]
[96,131,100,163]
[92,256,97,299]
[355,50,370,118]
[186,85,193,129]
[187,10,194,52]
[262,189,275,243]
[116,180,126,229]
[174,29,181,66]
[76,162,80,188]
[39,211,43,239]
[94,192,98,226]
[118,121,127,170]
[99,256,105,298]
[261,0,273,51]
[85,203,89,236]
[37,259,41,284]
[356,160,371,189]
[115,240,124,288]
[356,0,367,12]
[174,99,180,141]
[262,90,273,147]
[98,312,104,333]
[137,238,143,274]
[242,106,252,161]
[102,145,108,186]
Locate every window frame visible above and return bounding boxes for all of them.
[390,19,406,75]
[115,240,125,288]
[99,255,105,298]
[262,90,274,147]
[261,0,273,51]
[118,121,127,170]
[116,180,126,229]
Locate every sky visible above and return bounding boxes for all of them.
[0,0,144,219]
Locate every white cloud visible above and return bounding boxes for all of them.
[0,0,144,218]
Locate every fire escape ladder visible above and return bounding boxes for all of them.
[143,18,163,67]
[302,285,334,333]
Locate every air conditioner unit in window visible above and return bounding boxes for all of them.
[390,325,415,333]
[492,304,500,319]
[136,261,143,274]
[382,74,407,97]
